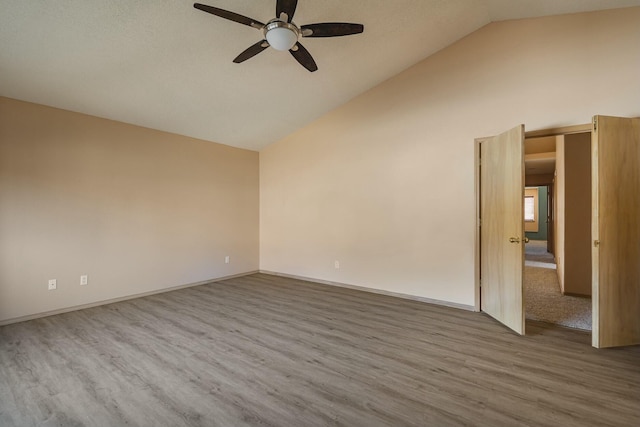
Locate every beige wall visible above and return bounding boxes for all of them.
[0,97,259,323]
[260,8,640,307]
[563,133,592,296]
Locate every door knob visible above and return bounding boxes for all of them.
[524,237,530,243]
[509,237,520,244]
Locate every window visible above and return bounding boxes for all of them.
[525,196,535,222]
[524,187,539,233]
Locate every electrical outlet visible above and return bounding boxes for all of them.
[334,260,340,269]
[80,275,88,286]
[48,279,57,291]
[225,256,230,264]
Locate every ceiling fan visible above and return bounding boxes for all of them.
[193,1,364,72]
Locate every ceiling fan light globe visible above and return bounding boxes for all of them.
[266,27,298,51]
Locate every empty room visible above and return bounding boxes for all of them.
[1,1,639,426]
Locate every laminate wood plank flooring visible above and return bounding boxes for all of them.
[1,273,639,426]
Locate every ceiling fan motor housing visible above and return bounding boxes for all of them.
[264,19,300,51]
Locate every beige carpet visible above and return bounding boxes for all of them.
[525,239,555,265]
[525,265,592,331]
[524,240,591,331]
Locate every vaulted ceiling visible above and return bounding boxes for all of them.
[2,0,639,150]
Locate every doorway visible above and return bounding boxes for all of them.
[523,136,592,331]
[475,116,640,348]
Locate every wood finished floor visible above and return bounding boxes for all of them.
[1,273,639,427]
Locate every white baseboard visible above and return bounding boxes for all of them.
[259,270,475,312]
[0,271,259,326]
[2,270,474,326]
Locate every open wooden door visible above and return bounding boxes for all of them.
[547,184,554,255]
[481,125,525,335]
[592,115,640,348]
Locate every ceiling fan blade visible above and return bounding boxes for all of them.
[233,40,269,63]
[276,0,298,22]
[301,23,364,38]
[194,3,264,29]
[289,42,318,72]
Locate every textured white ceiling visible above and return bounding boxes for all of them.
[2,0,639,151]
